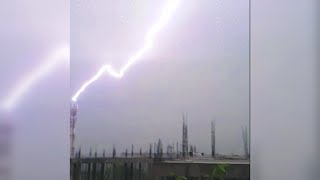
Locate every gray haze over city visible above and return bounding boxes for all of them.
[71,0,249,155]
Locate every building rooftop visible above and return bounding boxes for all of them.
[162,158,250,165]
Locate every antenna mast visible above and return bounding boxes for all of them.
[70,101,78,157]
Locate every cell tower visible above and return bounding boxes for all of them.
[70,101,78,157]
[211,120,215,158]
[182,113,188,158]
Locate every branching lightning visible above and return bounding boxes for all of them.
[71,0,181,102]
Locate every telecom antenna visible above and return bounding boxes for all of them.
[70,101,78,157]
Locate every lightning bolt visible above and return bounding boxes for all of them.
[1,0,180,110]
[72,0,181,102]
[1,44,69,110]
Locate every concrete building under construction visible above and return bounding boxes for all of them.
[70,106,250,179]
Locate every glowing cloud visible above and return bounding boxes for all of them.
[1,44,69,110]
[72,0,181,102]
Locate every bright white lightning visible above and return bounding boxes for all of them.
[1,44,69,110]
[72,0,181,102]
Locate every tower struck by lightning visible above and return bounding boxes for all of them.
[71,0,181,102]
[182,114,188,158]
[70,102,78,157]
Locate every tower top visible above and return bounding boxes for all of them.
[70,101,78,116]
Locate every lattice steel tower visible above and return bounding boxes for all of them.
[70,102,78,157]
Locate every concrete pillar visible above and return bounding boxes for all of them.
[87,163,91,180]
[113,163,116,180]
[72,162,78,180]
[130,163,133,180]
[138,162,141,180]
[92,162,96,180]
[124,162,128,180]
[100,163,105,180]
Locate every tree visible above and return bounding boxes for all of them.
[206,164,229,180]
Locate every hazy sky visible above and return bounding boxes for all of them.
[0,1,69,179]
[71,0,249,155]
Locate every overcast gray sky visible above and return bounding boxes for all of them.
[0,1,69,179]
[72,0,249,155]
